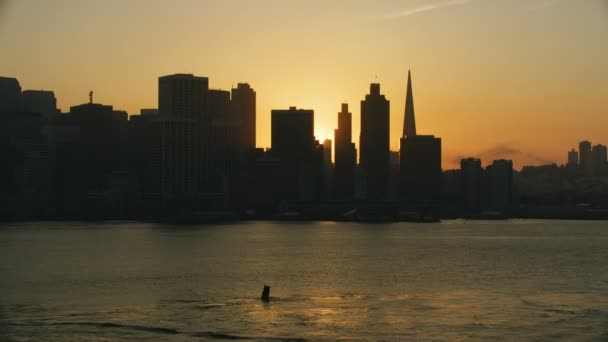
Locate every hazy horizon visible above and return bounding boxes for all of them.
[1,0,607,169]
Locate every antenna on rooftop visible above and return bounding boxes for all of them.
[89,90,93,104]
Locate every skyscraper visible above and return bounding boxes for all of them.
[208,89,231,120]
[22,90,58,120]
[153,74,210,204]
[403,70,416,138]
[400,135,442,202]
[579,141,592,176]
[399,72,442,203]
[567,149,579,166]
[484,159,513,210]
[0,77,21,115]
[158,74,208,121]
[271,107,320,201]
[272,107,314,163]
[461,158,482,212]
[322,139,333,200]
[592,144,607,175]
[360,84,390,200]
[231,83,256,152]
[334,103,356,199]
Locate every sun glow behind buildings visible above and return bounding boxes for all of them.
[1,0,607,169]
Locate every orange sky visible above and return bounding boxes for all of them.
[1,0,607,169]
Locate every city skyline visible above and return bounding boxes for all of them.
[1,0,607,169]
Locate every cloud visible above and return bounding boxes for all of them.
[370,0,472,21]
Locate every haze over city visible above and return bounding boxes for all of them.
[1,0,607,169]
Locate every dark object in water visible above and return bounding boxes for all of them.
[261,285,271,302]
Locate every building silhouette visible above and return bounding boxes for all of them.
[403,70,416,138]
[484,159,513,210]
[461,158,483,213]
[400,135,442,202]
[271,107,322,201]
[5,72,608,221]
[360,83,389,200]
[592,144,607,175]
[333,103,356,200]
[231,83,256,152]
[567,149,579,166]
[322,139,333,200]
[579,141,592,176]
[0,77,21,115]
[208,89,231,120]
[154,74,210,206]
[158,74,209,120]
[399,71,442,203]
[22,90,59,120]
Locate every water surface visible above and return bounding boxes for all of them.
[1,220,607,341]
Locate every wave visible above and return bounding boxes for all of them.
[36,321,308,341]
[52,321,180,335]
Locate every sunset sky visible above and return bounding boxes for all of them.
[1,0,606,169]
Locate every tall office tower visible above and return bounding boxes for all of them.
[128,110,158,197]
[579,141,592,176]
[484,159,513,210]
[0,77,21,115]
[461,158,482,212]
[208,89,231,120]
[592,144,607,174]
[403,70,416,138]
[68,102,129,193]
[231,83,256,152]
[271,107,320,200]
[153,74,210,205]
[158,74,209,121]
[0,77,22,207]
[22,90,59,120]
[272,107,314,164]
[360,83,390,200]
[399,72,442,202]
[334,103,356,199]
[567,149,579,166]
[322,139,333,199]
[400,135,442,202]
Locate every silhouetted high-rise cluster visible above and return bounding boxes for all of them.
[1,71,607,221]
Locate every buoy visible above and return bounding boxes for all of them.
[261,285,271,302]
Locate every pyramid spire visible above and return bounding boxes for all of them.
[403,70,416,138]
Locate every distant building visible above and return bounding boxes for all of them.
[579,141,592,176]
[400,135,442,202]
[399,71,442,203]
[271,107,314,165]
[567,149,579,166]
[334,103,356,200]
[154,74,210,205]
[360,83,389,200]
[150,117,199,201]
[0,77,21,115]
[322,139,333,199]
[140,108,159,116]
[22,90,59,120]
[68,102,129,192]
[592,144,607,175]
[158,74,208,120]
[271,107,321,201]
[403,70,416,138]
[231,83,256,152]
[389,151,400,200]
[208,89,231,120]
[461,158,482,212]
[484,159,513,210]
